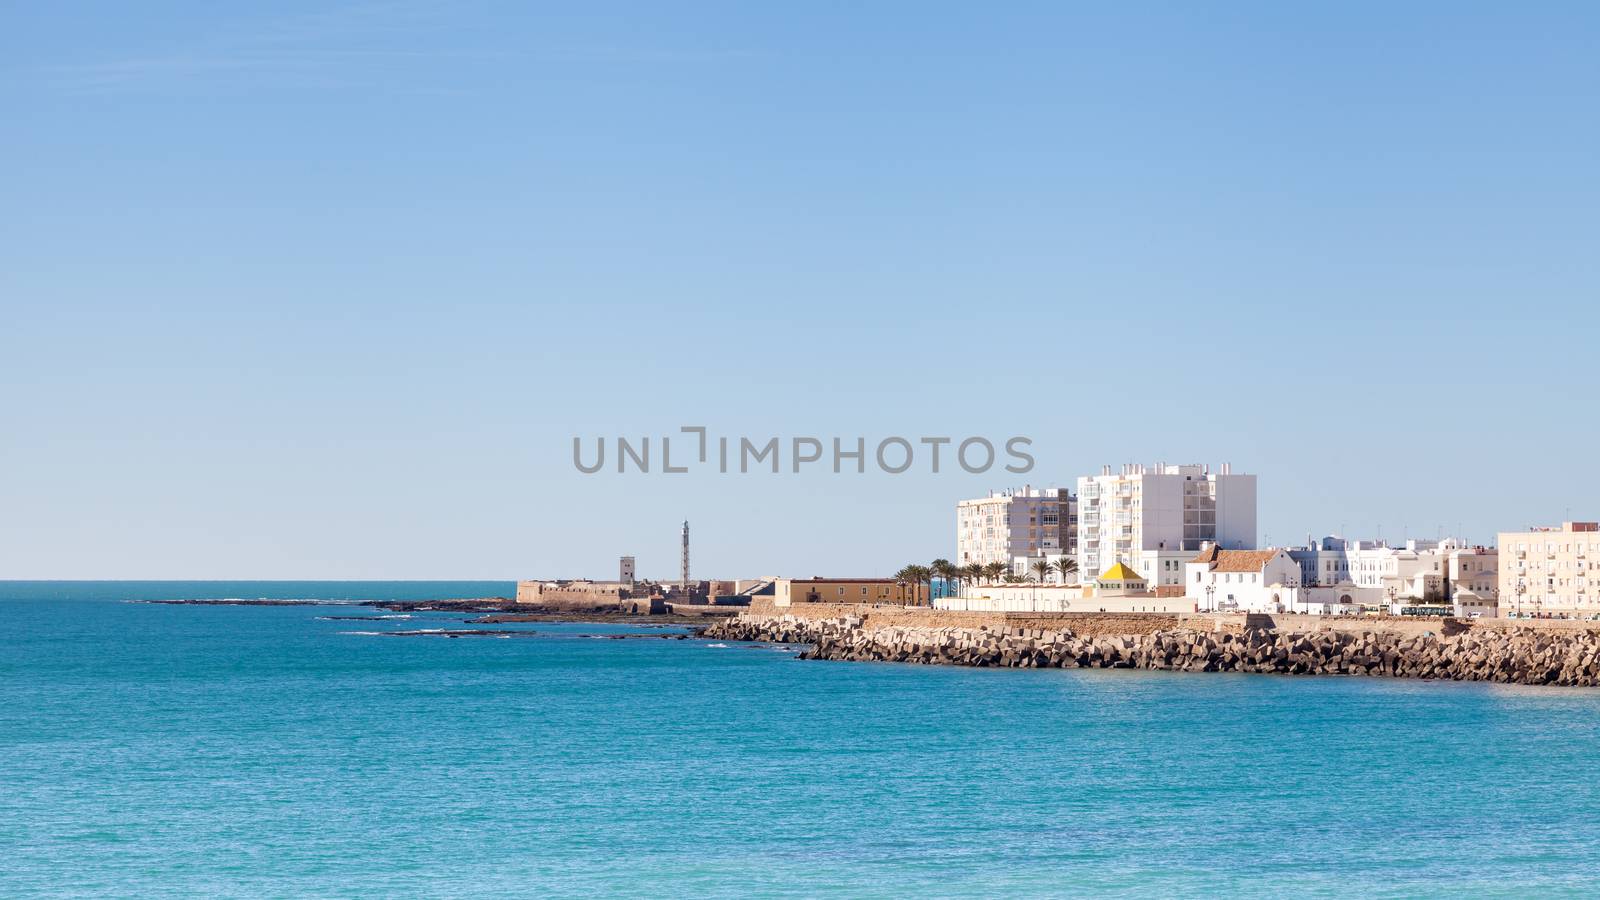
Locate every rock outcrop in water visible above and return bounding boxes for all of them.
[702,615,1600,687]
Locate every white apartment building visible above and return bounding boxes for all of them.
[956,486,1076,569]
[1499,521,1600,618]
[1076,462,1256,583]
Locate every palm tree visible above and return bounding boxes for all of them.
[982,561,1005,585]
[896,564,932,606]
[1030,559,1050,604]
[931,559,956,599]
[894,565,917,604]
[1003,574,1023,584]
[962,563,984,591]
[1051,557,1079,585]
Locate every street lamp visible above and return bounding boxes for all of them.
[1205,584,1215,612]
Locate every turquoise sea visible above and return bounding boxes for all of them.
[6,581,1600,898]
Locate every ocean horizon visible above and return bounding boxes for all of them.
[6,581,1600,897]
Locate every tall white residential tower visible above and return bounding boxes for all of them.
[1076,462,1257,586]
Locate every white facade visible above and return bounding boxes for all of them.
[1010,551,1078,584]
[1129,549,1195,589]
[957,486,1076,569]
[1287,536,1354,586]
[1076,462,1256,579]
[1345,538,1496,603]
[1184,547,1380,614]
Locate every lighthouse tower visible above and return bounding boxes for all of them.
[680,521,691,598]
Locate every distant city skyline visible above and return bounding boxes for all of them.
[4,2,1597,578]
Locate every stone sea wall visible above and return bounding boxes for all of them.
[702,614,1600,687]
[740,598,1185,637]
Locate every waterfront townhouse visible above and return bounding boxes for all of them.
[1077,462,1257,588]
[1498,522,1600,618]
[956,486,1076,570]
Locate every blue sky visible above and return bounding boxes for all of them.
[3,1,1597,579]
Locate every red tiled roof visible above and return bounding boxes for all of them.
[1195,549,1281,573]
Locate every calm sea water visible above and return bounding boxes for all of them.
[5,582,1600,898]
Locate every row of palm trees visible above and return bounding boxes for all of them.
[893,556,1078,603]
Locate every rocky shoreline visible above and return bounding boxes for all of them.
[702,615,1600,687]
[139,597,713,624]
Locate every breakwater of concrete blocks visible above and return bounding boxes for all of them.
[701,614,1600,687]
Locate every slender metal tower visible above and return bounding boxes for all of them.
[680,520,690,598]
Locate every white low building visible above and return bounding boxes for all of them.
[1341,537,1498,604]
[1009,551,1079,584]
[1185,546,1379,614]
[1128,548,1196,590]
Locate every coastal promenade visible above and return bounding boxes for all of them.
[705,600,1600,687]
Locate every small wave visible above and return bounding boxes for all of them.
[378,614,413,619]
[705,643,729,648]
[339,631,384,636]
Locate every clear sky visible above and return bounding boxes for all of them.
[4,1,1597,579]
